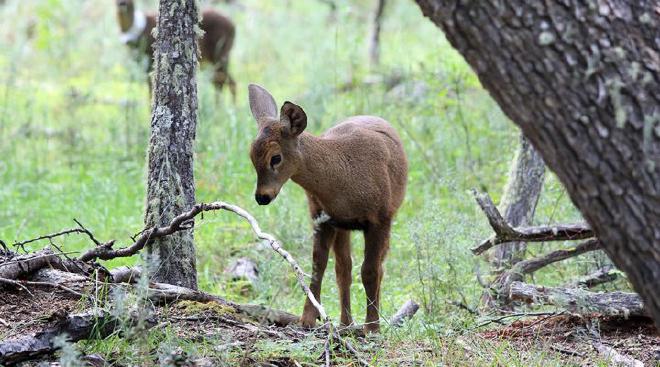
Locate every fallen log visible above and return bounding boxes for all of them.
[390,300,420,327]
[509,281,646,318]
[224,257,259,283]
[0,309,156,365]
[0,249,62,280]
[110,266,142,283]
[0,248,97,282]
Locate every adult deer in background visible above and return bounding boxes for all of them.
[247,84,408,333]
[115,0,236,100]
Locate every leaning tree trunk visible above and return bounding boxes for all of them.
[491,135,545,268]
[482,135,544,309]
[414,1,660,326]
[144,0,200,289]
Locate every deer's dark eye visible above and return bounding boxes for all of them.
[270,154,282,168]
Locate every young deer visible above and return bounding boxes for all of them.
[247,84,408,333]
[115,0,236,99]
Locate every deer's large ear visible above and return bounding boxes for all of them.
[280,101,307,136]
[248,84,278,122]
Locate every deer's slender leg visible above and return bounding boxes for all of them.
[300,222,336,328]
[362,221,391,333]
[333,229,353,326]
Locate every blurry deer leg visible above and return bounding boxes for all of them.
[362,221,390,333]
[334,229,353,326]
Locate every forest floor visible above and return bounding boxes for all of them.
[1,286,657,367]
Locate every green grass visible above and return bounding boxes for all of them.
[0,0,617,365]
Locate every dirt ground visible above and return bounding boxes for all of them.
[1,287,658,366]
[479,314,659,366]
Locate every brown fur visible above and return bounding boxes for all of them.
[115,0,236,99]
[247,84,408,332]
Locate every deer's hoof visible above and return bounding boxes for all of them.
[363,323,380,334]
[299,315,317,329]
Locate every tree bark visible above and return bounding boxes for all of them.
[491,134,545,268]
[415,1,660,326]
[144,0,200,289]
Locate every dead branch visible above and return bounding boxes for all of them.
[110,266,142,283]
[591,341,644,367]
[225,257,259,283]
[509,281,646,318]
[512,239,602,275]
[390,299,420,327]
[11,228,88,251]
[0,248,61,279]
[72,218,102,246]
[565,265,619,289]
[0,248,97,281]
[471,311,560,330]
[471,191,593,255]
[0,277,34,296]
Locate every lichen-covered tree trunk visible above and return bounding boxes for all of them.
[491,135,545,268]
[414,1,660,325]
[144,0,200,289]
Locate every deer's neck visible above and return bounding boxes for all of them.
[118,8,147,44]
[291,133,340,196]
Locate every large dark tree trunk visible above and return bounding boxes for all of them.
[414,1,660,325]
[144,0,200,289]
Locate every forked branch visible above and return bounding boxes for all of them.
[471,191,594,255]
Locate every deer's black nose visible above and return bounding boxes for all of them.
[255,194,272,205]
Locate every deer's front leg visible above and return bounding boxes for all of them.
[300,223,336,328]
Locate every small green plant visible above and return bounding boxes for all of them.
[53,334,83,367]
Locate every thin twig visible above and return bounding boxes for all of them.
[73,219,101,246]
[12,228,88,250]
[22,280,85,298]
[471,311,560,330]
[0,277,34,296]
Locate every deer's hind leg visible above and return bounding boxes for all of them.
[361,220,391,333]
[333,229,353,326]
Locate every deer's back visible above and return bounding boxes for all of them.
[199,9,235,62]
[140,10,234,64]
[316,116,408,222]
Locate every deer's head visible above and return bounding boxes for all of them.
[248,84,307,205]
[116,0,135,31]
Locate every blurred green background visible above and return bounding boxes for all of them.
[0,0,616,364]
